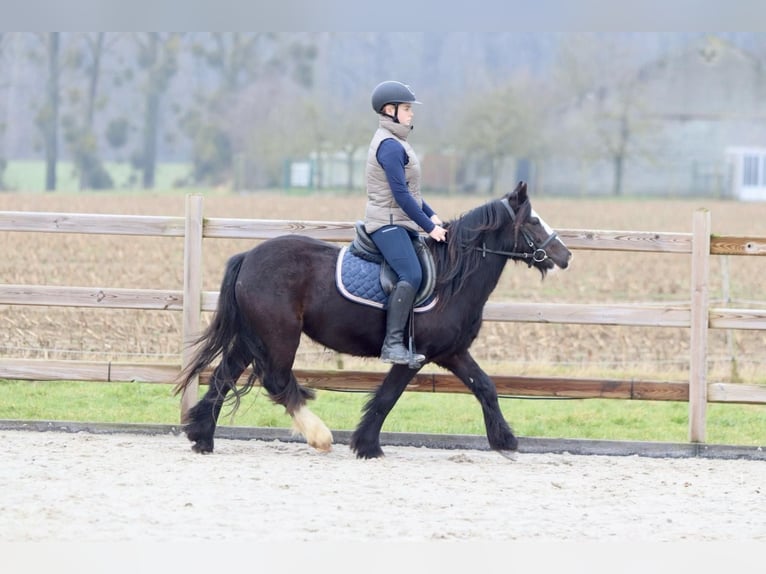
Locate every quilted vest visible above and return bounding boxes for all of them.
[364,117,423,234]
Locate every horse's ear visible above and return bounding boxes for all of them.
[508,180,528,205]
[517,181,528,203]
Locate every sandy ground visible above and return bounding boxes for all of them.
[1,429,764,544]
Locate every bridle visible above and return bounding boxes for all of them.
[473,197,559,263]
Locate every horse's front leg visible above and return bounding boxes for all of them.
[436,351,518,456]
[350,364,419,459]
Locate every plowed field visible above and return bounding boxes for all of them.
[2,191,766,383]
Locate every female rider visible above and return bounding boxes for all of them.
[364,80,448,366]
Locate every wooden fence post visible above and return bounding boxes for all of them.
[180,194,204,421]
[689,209,711,442]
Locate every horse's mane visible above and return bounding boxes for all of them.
[430,196,529,310]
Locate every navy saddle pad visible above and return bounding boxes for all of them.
[335,246,437,312]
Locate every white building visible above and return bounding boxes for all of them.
[726,147,766,201]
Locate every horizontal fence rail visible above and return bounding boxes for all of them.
[2,286,766,330]
[2,359,764,406]
[5,209,766,254]
[2,195,766,444]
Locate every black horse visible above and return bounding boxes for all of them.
[174,182,572,459]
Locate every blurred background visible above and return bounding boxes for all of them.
[1,32,766,199]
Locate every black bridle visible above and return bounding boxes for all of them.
[474,197,559,263]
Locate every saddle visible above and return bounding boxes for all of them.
[336,221,437,310]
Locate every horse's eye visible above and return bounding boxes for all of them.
[528,217,540,225]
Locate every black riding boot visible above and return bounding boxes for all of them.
[380,281,425,367]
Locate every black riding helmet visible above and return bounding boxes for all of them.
[371,81,421,123]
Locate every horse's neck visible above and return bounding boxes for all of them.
[447,235,508,308]
[433,223,511,315]
[467,257,507,306]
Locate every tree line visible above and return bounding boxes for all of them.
[0,32,318,191]
[1,32,763,195]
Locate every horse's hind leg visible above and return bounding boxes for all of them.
[350,364,419,459]
[437,351,518,456]
[184,353,247,454]
[260,367,333,452]
[247,297,333,451]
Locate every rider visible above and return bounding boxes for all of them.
[364,80,448,366]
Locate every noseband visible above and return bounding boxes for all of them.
[474,197,559,263]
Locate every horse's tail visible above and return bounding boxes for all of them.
[173,252,251,396]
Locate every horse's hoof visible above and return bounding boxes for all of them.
[191,441,214,454]
[292,406,333,452]
[353,446,385,459]
[309,437,333,453]
[497,450,518,461]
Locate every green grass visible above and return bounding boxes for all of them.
[3,160,192,192]
[1,380,764,446]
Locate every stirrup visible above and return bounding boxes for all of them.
[380,346,424,368]
[407,355,424,370]
[407,340,424,369]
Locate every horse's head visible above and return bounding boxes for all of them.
[432,181,571,311]
[502,181,572,273]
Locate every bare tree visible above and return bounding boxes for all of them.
[133,33,180,189]
[453,76,547,195]
[0,33,9,188]
[551,34,657,196]
[62,32,126,189]
[336,108,370,191]
[40,33,60,191]
[183,32,317,188]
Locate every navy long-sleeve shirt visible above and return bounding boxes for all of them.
[376,138,435,233]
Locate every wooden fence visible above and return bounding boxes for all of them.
[2,194,766,443]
